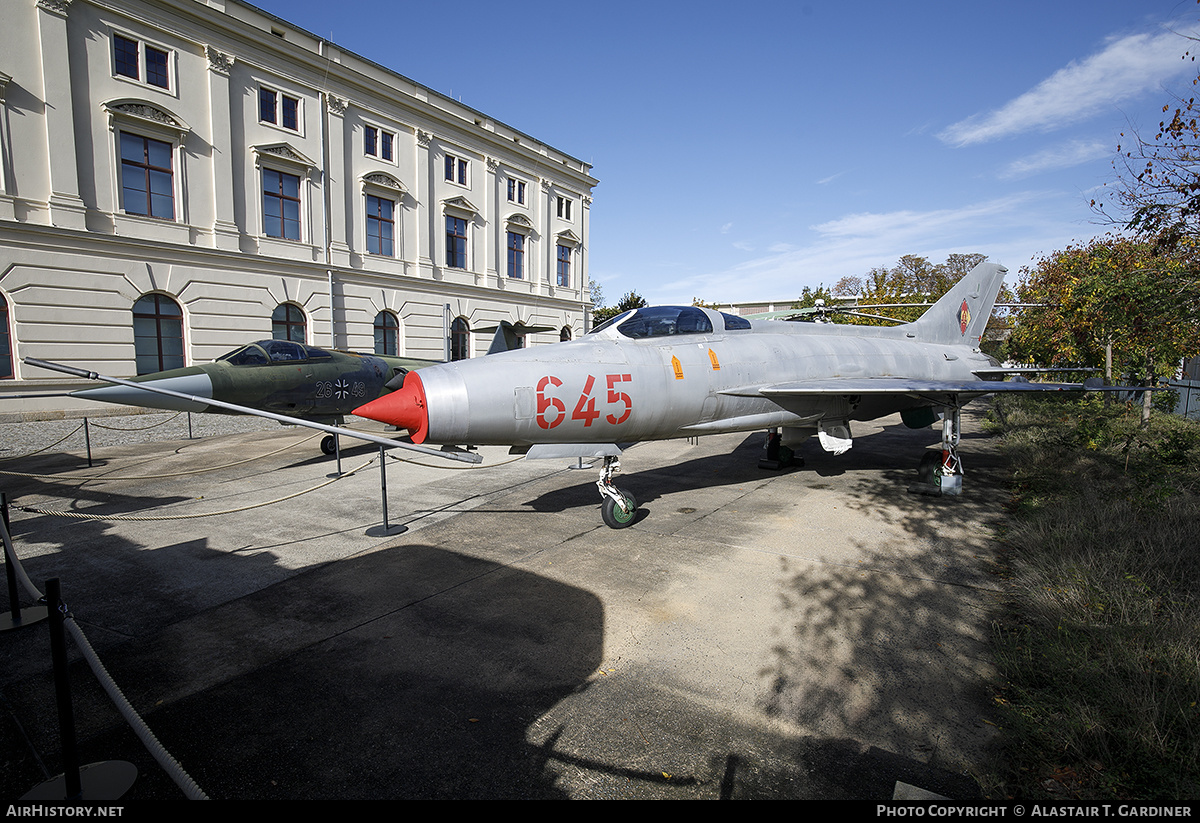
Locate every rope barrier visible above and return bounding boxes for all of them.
[0,433,321,482]
[87,412,183,431]
[16,454,377,521]
[0,424,85,462]
[1,516,209,800]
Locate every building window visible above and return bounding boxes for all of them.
[263,168,301,240]
[113,33,170,90]
[366,195,395,256]
[120,133,175,220]
[560,326,572,342]
[556,196,573,221]
[507,231,525,280]
[444,154,468,185]
[132,294,184,374]
[260,87,300,131]
[272,303,306,343]
[507,178,526,205]
[0,294,11,380]
[365,126,394,161]
[556,244,571,288]
[374,311,399,356]
[446,216,467,268]
[450,317,469,361]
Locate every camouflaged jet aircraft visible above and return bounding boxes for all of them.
[71,339,436,455]
[351,261,1115,528]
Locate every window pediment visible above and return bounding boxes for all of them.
[252,142,316,169]
[103,98,189,138]
[556,228,581,247]
[443,195,479,218]
[506,212,534,233]
[362,172,406,194]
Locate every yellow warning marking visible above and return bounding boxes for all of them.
[671,356,684,380]
[708,349,721,371]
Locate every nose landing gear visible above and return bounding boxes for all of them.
[597,455,638,528]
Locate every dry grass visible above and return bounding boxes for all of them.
[986,395,1200,800]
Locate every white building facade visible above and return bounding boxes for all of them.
[0,0,598,415]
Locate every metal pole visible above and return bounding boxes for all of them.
[1,493,47,633]
[46,578,83,800]
[3,493,19,623]
[187,411,193,439]
[379,444,389,529]
[83,418,92,468]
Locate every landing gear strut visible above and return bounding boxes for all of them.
[910,405,963,496]
[597,455,638,528]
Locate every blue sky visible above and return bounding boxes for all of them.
[253,0,1200,306]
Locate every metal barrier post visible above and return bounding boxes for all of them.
[0,493,47,632]
[47,578,83,799]
[21,579,137,801]
[367,446,405,536]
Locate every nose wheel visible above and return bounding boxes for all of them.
[597,456,638,528]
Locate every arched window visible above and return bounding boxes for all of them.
[560,326,572,342]
[272,303,306,343]
[0,294,12,379]
[132,293,184,374]
[374,311,399,356]
[450,316,469,361]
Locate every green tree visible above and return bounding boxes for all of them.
[1006,238,1200,421]
[592,290,648,323]
[790,284,834,310]
[839,253,993,326]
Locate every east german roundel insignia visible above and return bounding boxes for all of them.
[957,300,971,335]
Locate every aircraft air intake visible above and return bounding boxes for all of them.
[354,371,429,443]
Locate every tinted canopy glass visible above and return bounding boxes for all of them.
[616,306,713,339]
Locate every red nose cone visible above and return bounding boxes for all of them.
[353,372,429,443]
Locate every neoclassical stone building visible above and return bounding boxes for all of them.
[0,0,598,415]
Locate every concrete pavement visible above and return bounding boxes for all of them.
[0,410,1006,799]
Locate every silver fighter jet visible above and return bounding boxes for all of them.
[352,262,1112,528]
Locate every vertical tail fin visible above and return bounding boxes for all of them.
[486,321,522,355]
[907,262,1006,347]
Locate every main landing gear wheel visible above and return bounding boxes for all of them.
[601,488,638,529]
[321,435,337,455]
[917,450,941,484]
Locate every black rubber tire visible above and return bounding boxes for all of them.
[917,450,941,484]
[321,435,337,456]
[601,488,638,529]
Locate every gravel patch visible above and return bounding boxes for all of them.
[0,412,279,460]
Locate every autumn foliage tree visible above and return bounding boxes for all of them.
[1006,238,1200,385]
[827,253,1013,336]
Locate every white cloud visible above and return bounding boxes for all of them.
[1000,140,1111,179]
[720,222,733,234]
[651,193,1104,304]
[938,28,1194,147]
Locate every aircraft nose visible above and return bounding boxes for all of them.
[353,371,429,443]
[72,372,214,413]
